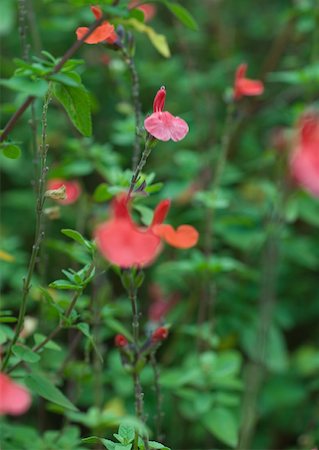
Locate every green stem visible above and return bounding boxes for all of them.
[1,89,52,372]
[127,137,154,199]
[150,352,163,441]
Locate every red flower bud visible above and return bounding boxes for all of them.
[115,334,128,347]
[151,327,169,343]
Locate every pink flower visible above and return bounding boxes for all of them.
[76,6,117,45]
[0,373,31,416]
[129,1,156,21]
[47,179,81,205]
[95,196,169,268]
[95,195,199,268]
[234,64,264,100]
[290,112,319,197]
[144,87,189,142]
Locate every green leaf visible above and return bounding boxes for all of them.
[118,423,135,443]
[34,333,61,351]
[61,228,92,250]
[25,372,78,411]
[1,143,21,159]
[203,407,238,447]
[49,279,82,290]
[12,344,41,363]
[164,2,198,30]
[52,82,92,136]
[48,72,82,88]
[0,76,48,97]
[148,441,170,450]
[93,183,113,202]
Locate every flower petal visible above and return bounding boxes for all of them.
[154,224,199,249]
[151,199,171,226]
[0,374,31,416]
[76,22,116,44]
[237,78,264,97]
[144,112,172,141]
[91,5,102,20]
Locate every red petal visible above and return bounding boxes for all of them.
[153,86,166,113]
[0,374,31,416]
[154,224,199,249]
[76,22,115,44]
[151,199,171,226]
[144,112,189,142]
[91,5,102,20]
[237,78,264,96]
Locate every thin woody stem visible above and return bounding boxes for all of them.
[121,46,143,171]
[0,16,104,143]
[127,273,149,450]
[1,89,52,372]
[127,137,154,199]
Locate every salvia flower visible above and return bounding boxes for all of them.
[290,111,319,197]
[95,195,198,268]
[115,334,128,347]
[0,373,31,416]
[76,6,117,45]
[233,64,264,101]
[153,224,199,249]
[144,86,189,142]
[47,179,81,205]
[151,326,169,343]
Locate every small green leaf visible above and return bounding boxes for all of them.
[118,423,135,443]
[34,333,61,351]
[25,372,78,411]
[164,2,198,31]
[53,82,92,136]
[49,279,82,290]
[203,407,239,447]
[149,442,170,450]
[12,345,41,363]
[61,229,92,249]
[1,143,21,159]
[0,316,17,323]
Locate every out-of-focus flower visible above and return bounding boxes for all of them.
[95,195,199,268]
[153,224,199,249]
[19,316,38,339]
[151,326,169,342]
[144,86,189,142]
[115,334,128,347]
[0,373,31,416]
[290,111,319,197]
[47,179,81,205]
[148,283,179,322]
[129,1,156,21]
[95,195,168,268]
[76,6,117,44]
[233,64,264,100]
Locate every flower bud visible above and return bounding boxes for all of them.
[115,334,128,347]
[151,326,168,343]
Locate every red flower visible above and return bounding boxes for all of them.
[95,196,168,268]
[144,87,189,142]
[0,373,31,416]
[115,334,128,347]
[47,179,81,205]
[95,195,199,268]
[151,327,169,342]
[234,64,264,100]
[290,112,319,197]
[76,6,117,44]
[129,1,156,21]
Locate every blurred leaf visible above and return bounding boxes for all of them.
[1,143,21,159]
[25,372,78,411]
[12,345,41,363]
[125,19,171,58]
[203,407,238,447]
[0,77,48,97]
[164,2,198,31]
